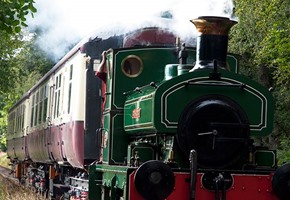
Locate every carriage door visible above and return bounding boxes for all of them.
[47,76,55,161]
[49,73,65,161]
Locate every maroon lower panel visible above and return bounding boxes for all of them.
[62,121,84,168]
[6,139,15,159]
[26,121,85,168]
[13,136,27,161]
[27,129,50,163]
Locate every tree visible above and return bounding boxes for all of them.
[0,0,37,34]
[15,32,54,76]
[0,31,25,95]
[0,30,54,152]
[1,31,54,111]
[230,0,290,163]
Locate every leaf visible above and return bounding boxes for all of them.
[12,19,20,26]
[29,4,37,13]
[14,26,21,33]
[21,21,28,27]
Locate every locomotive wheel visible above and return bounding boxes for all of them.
[177,95,250,169]
[272,163,290,200]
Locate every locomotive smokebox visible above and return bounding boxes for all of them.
[191,16,237,71]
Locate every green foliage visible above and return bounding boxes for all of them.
[231,0,290,163]
[0,153,9,168]
[1,32,54,97]
[0,31,24,95]
[277,136,290,164]
[0,30,24,151]
[0,127,7,152]
[10,33,54,98]
[258,28,290,90]
[0,144,7,152]
[0,30,54,152]
[15,33,54,77]
[0,0,37,34]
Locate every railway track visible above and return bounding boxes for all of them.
[0,165,17,182]
[0,165,46,200]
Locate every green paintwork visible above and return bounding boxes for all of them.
[109,48,238,110]
[164,64,193,80]
[102,112,129,165]
[112,48,177,108]
[102,48,179,164]
[89,164,130,200]
[103,48,180,165]
[124,68,274,137]
[253,150,276,167]
[127,142,156,165]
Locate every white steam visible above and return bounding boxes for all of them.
[27,0,235,61]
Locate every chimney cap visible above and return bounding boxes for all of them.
[190,16,237,36]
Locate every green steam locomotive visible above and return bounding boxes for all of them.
[87,16,289,200]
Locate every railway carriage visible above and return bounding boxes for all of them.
[7,16,290,200]
[7,96,29,162]
[7,35,122,188]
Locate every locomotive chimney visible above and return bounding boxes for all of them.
[190,16,237,71]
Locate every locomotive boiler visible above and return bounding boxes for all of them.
[7,16,290,200]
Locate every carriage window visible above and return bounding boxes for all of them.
[34,91,39,126]
[54,84,58,118]
[69,64,73,80]
[57,74,61,117]
[21,105,25,130]
[43,84,48,123]
[54,74,62,118]
[121,55,143,77]
[68,64,73,113]
[31,95,35,127]
[16,107,19,132]
[38,88,43,124]
[8,112,14,134]
[10,111,15,133]
[35,84,48,124]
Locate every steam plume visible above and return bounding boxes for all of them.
[27,0,235,61]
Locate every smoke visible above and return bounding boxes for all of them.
[27,0,235,61]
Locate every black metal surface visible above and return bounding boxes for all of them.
[201,171,233,191]
[177,95,250,169]
[189,150,198,200]
[196,35,228,68]
[272,163,290,200]
[134,160,175,200]
[83,36,123,163]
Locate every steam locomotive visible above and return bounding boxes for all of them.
[7,16,290,200]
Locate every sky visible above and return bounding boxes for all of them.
[27,0,235,61]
